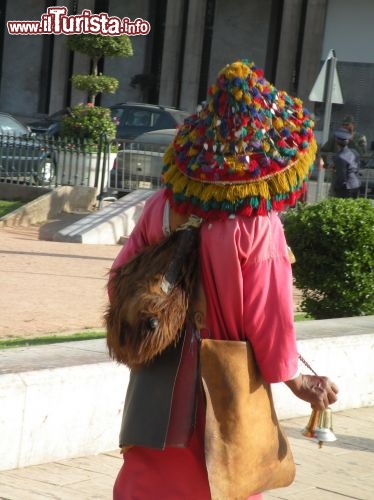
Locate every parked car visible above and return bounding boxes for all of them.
[27,108,69,137]
[109,128,177,194]
[0,112,56,185]
[109,102,189,141]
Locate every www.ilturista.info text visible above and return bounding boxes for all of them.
[7,7,151,36]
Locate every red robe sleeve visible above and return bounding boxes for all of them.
[200,212,298,383]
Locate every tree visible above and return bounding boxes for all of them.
[66,34,133,104]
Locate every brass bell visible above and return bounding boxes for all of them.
[302,408,319,438]
[314,407,337,448]
[302,408,337,447]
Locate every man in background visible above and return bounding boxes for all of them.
[332,128,361,198]
[320,115,367,156]
[318,115,366,196]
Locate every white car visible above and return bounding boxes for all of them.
[110,129,177,194]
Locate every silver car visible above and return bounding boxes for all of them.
[0,112,56,186]
[110,103,188,141]
[109,129,177,194]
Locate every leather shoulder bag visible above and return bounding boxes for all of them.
[200,338,296,499]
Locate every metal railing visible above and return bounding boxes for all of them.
[105,139,165,197]
[358,154,374,198]
[1,133,373,202]
[0,133,114,190]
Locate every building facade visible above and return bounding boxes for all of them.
[0,0,373,145]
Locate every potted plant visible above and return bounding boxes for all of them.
[57,34,134,187]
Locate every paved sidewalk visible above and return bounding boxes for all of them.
[0,222,302,340]
[0,224,119,338]
[0,406,372,499]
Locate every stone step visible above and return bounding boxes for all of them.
[53,189,154,244]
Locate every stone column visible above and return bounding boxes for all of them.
[48,0,94,110]
[70,0,95,105]
[47,0,75,112]
[178,0,207,112]
[274,0,304,92]
[297,0,328,106]
[158,0,186,107]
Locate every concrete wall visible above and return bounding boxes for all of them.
[0,183,50,203]
[208,0,271,86]
[101,0,151,107]
[0,186,97,228]
[0,340,129,471]
[322,0,374,64]
[0,316,373,471]
[0,1,45,116]
[0,0,150,117]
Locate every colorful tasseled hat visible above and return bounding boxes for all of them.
[161,59,317,220]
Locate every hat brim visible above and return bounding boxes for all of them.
[162,137,317,219]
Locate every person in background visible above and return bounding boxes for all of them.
[108,59,339,500]
[341,115,367,156]
[332,128,361,198]
[320,114,367,157]
[318,115,366,196]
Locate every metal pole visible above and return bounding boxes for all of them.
[94,134,103,189]
[317,51,337,201]
[322,50,337,146]
[99,135,109,198]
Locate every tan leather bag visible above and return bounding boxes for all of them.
[200,339,296,500]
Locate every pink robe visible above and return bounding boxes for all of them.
[111,189,298,499]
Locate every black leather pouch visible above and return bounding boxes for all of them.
[119,322,199,449]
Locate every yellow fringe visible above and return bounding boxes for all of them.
[162,139,317,203]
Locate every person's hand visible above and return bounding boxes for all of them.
[285,374,339,410]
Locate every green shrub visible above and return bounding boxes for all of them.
[284,198,374,319]
[66,34,133,61]
[61,104,116,144]
[71,74,119,103]
[66,34,133,104]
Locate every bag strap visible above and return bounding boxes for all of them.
[165,204,208,331]
[161,222,201,294]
